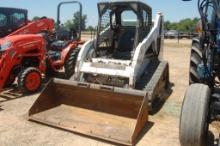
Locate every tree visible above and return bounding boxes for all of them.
[32,16,40,21]
[87,25,96,31]
[64,20,75,30]
[164,21,171,30]
[64,11,87,31]
[164,17,200,32]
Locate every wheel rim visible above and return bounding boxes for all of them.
[25,72,41,91]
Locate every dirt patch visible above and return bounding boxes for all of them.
[0,38,212,146]
[165,39,191,48]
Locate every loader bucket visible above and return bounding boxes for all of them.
[29,78,148,146]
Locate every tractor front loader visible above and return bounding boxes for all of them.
[0,1,83,94]
[0,8,54,94]
[0,34,46,93]
[29,1,169,145]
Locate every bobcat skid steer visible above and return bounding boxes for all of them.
[29,1,169,145]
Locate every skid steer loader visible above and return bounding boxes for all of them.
[29,1,169,145]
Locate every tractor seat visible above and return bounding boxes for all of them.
[50,40,70,51]
[117,30,135,52]
[113,29,135,59]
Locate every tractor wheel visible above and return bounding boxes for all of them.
[64,48,80,79]
[190,42,203,84]
[180,84,211,146]
[18,67,42,94]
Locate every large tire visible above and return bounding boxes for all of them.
[190,42,203,84]
[180,84,211,146]
[64,48,80,79]
[18,67,42,94]
[45,59,57,77]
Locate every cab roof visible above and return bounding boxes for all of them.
[0,7,27,14]
[97,1,152,17]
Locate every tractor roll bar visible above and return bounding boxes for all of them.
[57,1,82,40]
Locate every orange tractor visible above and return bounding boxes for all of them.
[0,1,83,94]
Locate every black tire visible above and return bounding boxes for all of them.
[64,48,80,79]
[190,42,203,84]
[18,67,42,94]
[45,59,57,77]
[180,84,211,146]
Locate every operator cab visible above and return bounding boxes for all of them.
[94,1,152,60]
[0,7,28,38]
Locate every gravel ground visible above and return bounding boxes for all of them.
[0,39,215,146]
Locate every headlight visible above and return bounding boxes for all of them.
[1,41,12,51]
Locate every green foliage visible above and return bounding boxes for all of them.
[32,16,40,21]
[165,17,200,32]
[64,20,74,30]
[64,11,87,31]
[86,25,96,31]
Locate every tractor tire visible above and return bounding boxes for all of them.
[179,84,211,146]
[64,48,80,79]
[190,42,203,84]
[45,59,57,77]
[18,67,42,94]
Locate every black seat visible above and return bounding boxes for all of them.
[113,27,135,59]
[50,40,70,51]
[117,30,135,52]
[56,29,71,41]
